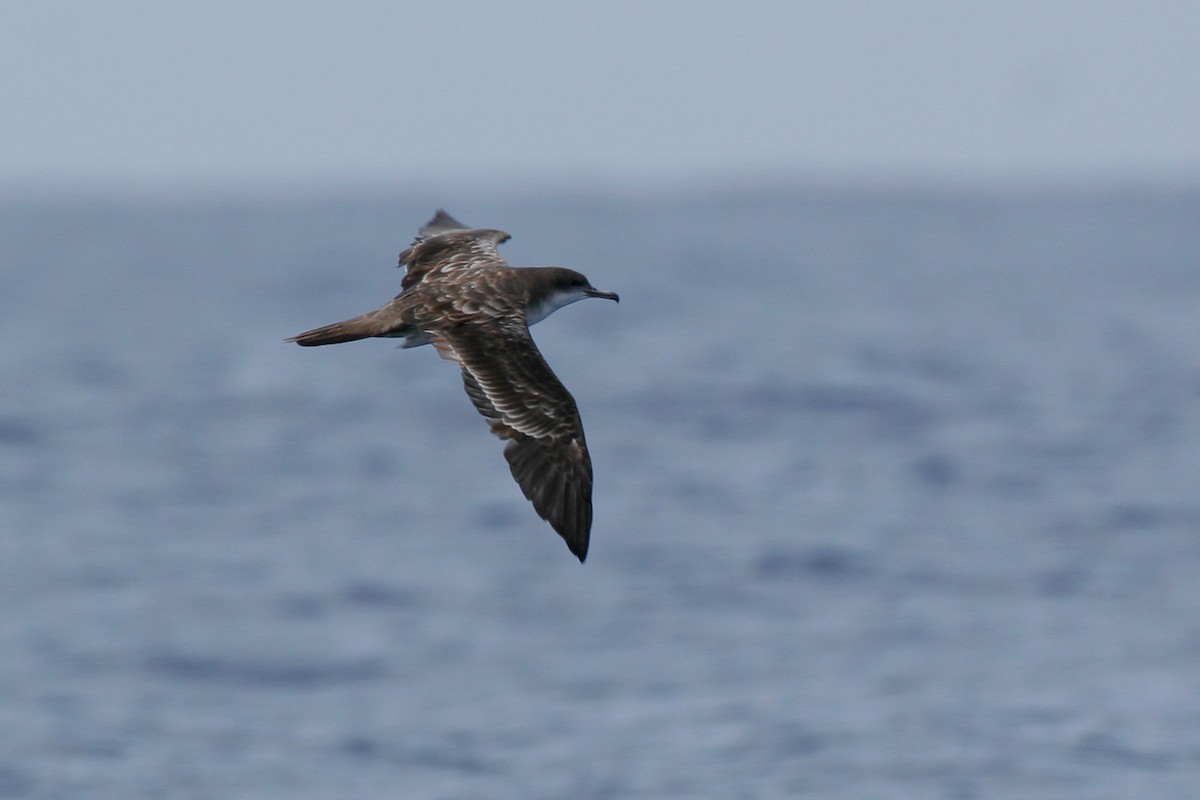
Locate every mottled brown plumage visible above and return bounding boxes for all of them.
[287,210,618,561]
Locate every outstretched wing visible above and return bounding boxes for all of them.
[398,209,512,292]
[429,322,594,561]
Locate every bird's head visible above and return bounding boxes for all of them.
[526,267,619,325]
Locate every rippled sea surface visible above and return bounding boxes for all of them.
[3,186,1200,798]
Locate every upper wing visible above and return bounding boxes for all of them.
[430,322,594,561]
[398,210,512,292]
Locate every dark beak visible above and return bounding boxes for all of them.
[586,288,620,302]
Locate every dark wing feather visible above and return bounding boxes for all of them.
[419,209,471,236]
[431,323,593,561]
[398,210,512,292]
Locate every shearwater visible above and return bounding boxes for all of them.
[288,210,619,562]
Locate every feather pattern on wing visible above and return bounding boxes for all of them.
[398,209,511,292]
[430,322,594,561]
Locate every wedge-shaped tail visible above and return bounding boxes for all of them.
[287,314,384,346]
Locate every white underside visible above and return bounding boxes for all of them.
[525,288,590,326]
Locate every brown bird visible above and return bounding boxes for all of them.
[288,210,619,561]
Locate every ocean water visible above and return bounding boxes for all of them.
[2,185,1200,799]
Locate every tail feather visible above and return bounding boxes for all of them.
[287,317,380,347]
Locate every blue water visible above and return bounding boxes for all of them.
[3,186,1200,798]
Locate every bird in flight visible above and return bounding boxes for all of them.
[288,210,619,561]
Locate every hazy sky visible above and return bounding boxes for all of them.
[3,1,1198,190]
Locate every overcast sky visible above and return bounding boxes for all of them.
[3,1,1198,191]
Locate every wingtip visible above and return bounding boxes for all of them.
[420,209,470,237]
[564,522,590,562]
